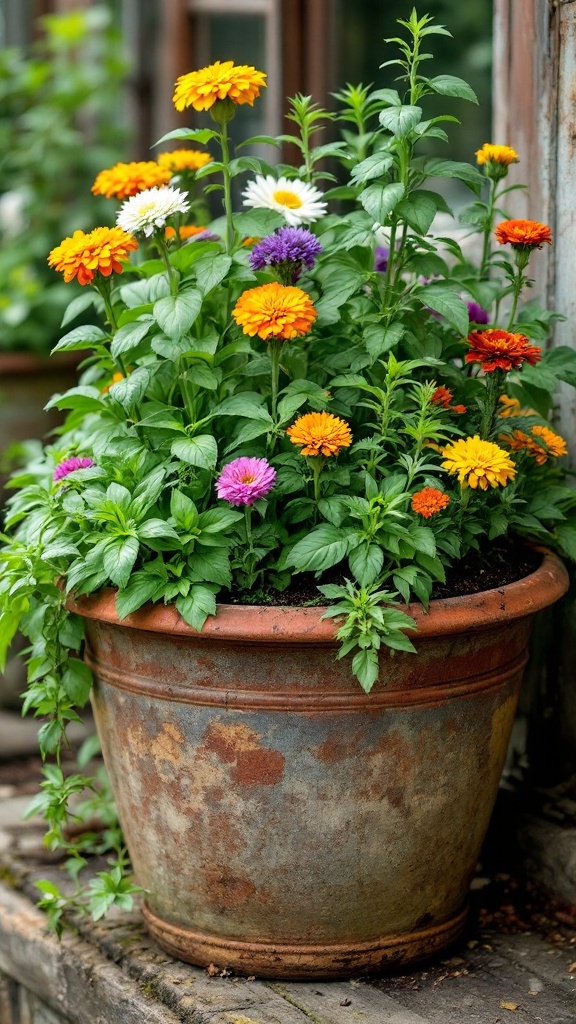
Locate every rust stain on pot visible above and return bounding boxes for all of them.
[203,721,285,786]
[150,722,185,765]
[204,869,258,911]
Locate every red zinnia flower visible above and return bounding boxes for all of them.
[465,329,541,373]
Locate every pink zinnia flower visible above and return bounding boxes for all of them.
[53,456,94,482]
[215,457,276,506]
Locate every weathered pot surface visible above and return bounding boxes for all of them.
[69,550,568,979]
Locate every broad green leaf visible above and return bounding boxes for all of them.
[194,254,232,295]
[110,319,153,359]
[60,292,100,328]
[360,182,405,224]
[351,151,394,185]
[352,648,379,693]
[154,127,218,146]
[176,586,217,631]
[171,435,218,470]
[396,190,440,234]
[348,543,384,587]
[188,547,232,587]
[287,525,352,572]
[62,659,93,706]
[103,536,140,589]
[197,507,243,533]
[427,75,478,104]
[379,105,422,137]
[423,158,484,190]
[52,324,107,353]
[415,286,470,337]
[115,574,164,619]
[153,291,202,338]
[213,393,271,420]
[108,367,151,412]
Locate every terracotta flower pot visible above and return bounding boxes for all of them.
[69,550,568,979]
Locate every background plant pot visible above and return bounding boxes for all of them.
[69,550,568,980]
[0,350,81,707]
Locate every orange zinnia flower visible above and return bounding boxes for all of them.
[165,225,210,240]
[157,149,213,173]
[411,487,450,518]
[47,227,138,286]
[503,425,568,465]
[465,329,541,372]
[173,61,267,112]
[498,395,538,418]
[92,161,172,200]
[495,219,552,249]
[475,144,519,167]
[232,282,317,341]
[287,412,352,457]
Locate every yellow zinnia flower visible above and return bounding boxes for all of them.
[232,282,317,341]
[158,149,213,173]
[475,144,519,167]
[287,412,352,457]
[173,61,267,112]
[47,227,138,286]
[441,436,516,490]
[92,161,172,200]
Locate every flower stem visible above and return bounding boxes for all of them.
[311,457,324,503]
[479,369,504,440]
[269,340,281,422]
[480,178,496,277]
[219,122,235,255]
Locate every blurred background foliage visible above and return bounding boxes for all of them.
[0,5,131,353]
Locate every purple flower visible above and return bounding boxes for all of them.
[53,456,94,482]
[249,227,322,282]
[216,457,276,506]
[374,246,390,273]
[467,300,490,324]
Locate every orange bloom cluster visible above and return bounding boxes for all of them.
[157,149,213,173]
[502,425,568,465]
[165,225,209,240]
[173,61,267,112]
[232,282,317,341]
[48,227,138,286]
[287,412,352,457]
[465,329,541,373]
[475,144,519,167]
[92,161,172,200]
[495,219,552,249]
[411,487,450,518]
[431,385,466,415]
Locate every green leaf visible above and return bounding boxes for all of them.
[154,127,218,146]
[108,367,151,412]
[171,435,218,470]
[62,659,93,706]
[176,586,217,631]
[188,547,231,587]
[153,291,203,338]
[115,573,164,618]
[350,151,394,185]
[379,105,422,137]
[364,322,405,361]
[396,190,440,234]
[416,286,470,336]
[427,75,478,104]
[348,543,384,587]
[352,648,379,693]
[197,507,243,533]
[103,536,140,589]
[423,158,484,190]
[287,525,351,572]
[360,182,405,224]
[60,292,101,328]
[52,324,107,353]
[213,393,271,421]
[232,209,285,237]
[194,254,232,295]
[110,319,153,359]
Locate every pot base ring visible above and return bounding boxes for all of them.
[142,901,469,979]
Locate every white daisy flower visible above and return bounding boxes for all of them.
[116,186,190,237]
[242,175,327,227]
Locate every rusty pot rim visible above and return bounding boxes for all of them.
[67,548,568,645]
